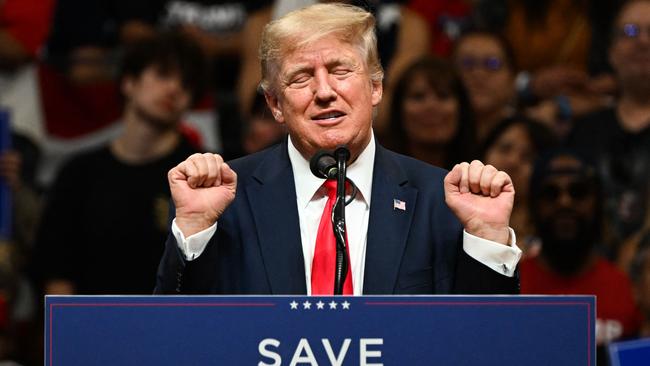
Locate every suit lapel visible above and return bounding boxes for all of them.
[245,143,307,294]
[364,145,418,294]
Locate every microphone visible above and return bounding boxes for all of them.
[310,150,338,179]
[332,145,350,295]
[308,146,353,295]
[309,148,358,203]
[334,145,350,164]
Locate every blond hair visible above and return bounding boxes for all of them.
[259,3,384,95]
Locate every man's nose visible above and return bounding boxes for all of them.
[164,77,184,96]
[313,70,337,102]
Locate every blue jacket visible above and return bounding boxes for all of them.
[155,140,518,294]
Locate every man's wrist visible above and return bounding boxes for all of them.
[175,215,215,237]
[465,225,510,245]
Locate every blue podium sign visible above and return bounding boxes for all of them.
[46,295,595,365]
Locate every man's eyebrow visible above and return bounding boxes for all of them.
[326,56,358,68]
[283,64,313,80]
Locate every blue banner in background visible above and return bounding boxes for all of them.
[0,108,10,239]
[45,295,596,366]
[609,337,650,366]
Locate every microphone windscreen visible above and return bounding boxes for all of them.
[310,150,337,179]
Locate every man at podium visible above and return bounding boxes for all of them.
[156,3,522,295]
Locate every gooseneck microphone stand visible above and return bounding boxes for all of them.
[309,147,355,295]
[332,146,350,295]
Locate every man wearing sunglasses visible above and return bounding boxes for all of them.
[520,149,641,356]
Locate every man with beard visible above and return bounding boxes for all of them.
[521,149,641,359]
[33,32,205,294]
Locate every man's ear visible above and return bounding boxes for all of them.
[371,79,383,107]
[264,91,285,123]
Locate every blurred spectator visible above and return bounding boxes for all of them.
[630,232,650,338]
[32,32,204,295]
[379,56,476,170]
[453,30,516,141]
[116,0,274,157]
[0,0,54,71]
[35,0,126,188]
[521,149,641,362]
[45,0,124,84]
[506,0,592,75]
[569,0,650,260]
[117,0,270,83]
[497,0,622,75]
[479,116,557,253]
[0,133,40,251]
[0,0,54,155]
[238,1,430,136]
[499,0,618,133]
[0,132,41,366]
[407,0,474,57]
[242,93,286,155]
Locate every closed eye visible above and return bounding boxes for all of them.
[288,75,311,87]
[332,68,352,76]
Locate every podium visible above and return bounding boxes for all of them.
[46,295,595,365]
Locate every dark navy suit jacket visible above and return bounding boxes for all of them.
[155,140,518,294]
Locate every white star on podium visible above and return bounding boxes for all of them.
[341,301,350,310]
[316,301,325,310]
[290,301,298,310]
[303,301,312,310]
[328,301,338,309]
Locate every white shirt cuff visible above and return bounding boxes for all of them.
[462,228,522,277]
[171,218,217,261]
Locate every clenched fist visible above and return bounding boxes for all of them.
[168,153,237,237]
[444,160,514,245]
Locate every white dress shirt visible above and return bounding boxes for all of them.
[172,135,522,295]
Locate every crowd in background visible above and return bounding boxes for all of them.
[0,0,649,364]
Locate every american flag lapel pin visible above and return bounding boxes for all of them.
[393,198,406,211]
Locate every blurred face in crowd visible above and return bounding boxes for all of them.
[265,35,382,161]
[122,65,191,129]
[484,123,534,199]
[609,1,650,88]
[243,111,287,154]
[401,72,459,146]
[454,34,515,116]
[535,155,599,275]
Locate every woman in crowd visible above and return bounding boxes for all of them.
[480,115,557,252]
[380,56,476,170]
[453,30,517,142]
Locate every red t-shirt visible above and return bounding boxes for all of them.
[0,0,55,56]
[521,257,642,344]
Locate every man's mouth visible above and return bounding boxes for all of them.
[312,111,346,121]
[160,99,176,111]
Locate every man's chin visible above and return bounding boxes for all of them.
[141,110,180,129]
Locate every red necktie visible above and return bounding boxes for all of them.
[311,180,353,295]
